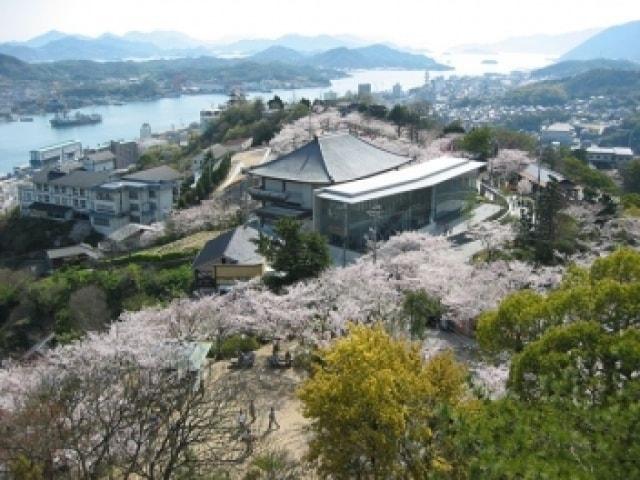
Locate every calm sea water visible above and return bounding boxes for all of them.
[0,52,551,174]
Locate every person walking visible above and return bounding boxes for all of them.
[237,409,247,432]
[249,399,256,424]
[268,406,280,431]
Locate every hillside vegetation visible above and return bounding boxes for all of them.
[504,69,640,105]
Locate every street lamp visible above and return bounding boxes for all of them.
[366,204,382,264]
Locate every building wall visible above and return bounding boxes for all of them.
[110,141,139,169]
[283,181,314,209]
[314,172,478,252]
[29,142,82,169]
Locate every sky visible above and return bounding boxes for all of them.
[1,0,640,50]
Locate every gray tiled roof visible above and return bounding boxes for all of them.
[32,168,114,188]
[192,226,264,269]
[85,150,116,162]
[249,134,410,184]
[123,165,182,183]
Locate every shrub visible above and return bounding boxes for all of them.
[217,334,260,359]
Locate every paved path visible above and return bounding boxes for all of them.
[216,148,270,192]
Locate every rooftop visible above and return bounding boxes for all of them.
[520,164,570,187]
[32,168,114,189]
[542,123,575,133]
[30,140,81,153]
[249,133,411,184]
[316,157,484,204]
[85,150,116,163]
[193,226,264,269]
[587,146,634,156]
[123,165,182,183]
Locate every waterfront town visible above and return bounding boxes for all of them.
[2,5,640,477]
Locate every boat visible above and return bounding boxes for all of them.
[50,111,102,128]
[19,116,34,122]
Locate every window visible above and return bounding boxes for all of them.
[36,183,43,192]
[96,191,112,201]
[79,200,86,209]
[93,217,110,227]
[73,188,79,196]
[43,184,49,192]
[54,185,60,193]
[79,188,86,197]
[148,190,156,198]
[44,195,50,203]
[129,190,139,200]
[73,199,79,207]
[130,203,139,212]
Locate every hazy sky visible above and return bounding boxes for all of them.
[2,0,640,49]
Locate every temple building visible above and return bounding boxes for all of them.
[247,133,411,226]
[248,133,483,251]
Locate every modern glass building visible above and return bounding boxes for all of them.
[314,157,483,251]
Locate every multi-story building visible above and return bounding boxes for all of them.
[248,133,484,252]
[585,146,634,169]
[200,108,222,133]
[29,141,83,169]
[90,166,183,234]
[140,123,152,140]
[22,169,114,218]
[247,133,412,229]
[358,83,372,98]
[541,123,576,147]
[19,165,182,234]
[82,150,116,172]
[109,140,140,169]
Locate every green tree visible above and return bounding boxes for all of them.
[256,218,330,287]
[402,289,444,339]
[623,159,640,194]
[458,126,494,160]
[298,324,467,479]
[387,105,410,136]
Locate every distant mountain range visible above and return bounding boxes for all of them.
[561,20,640,62]
[0,31,210,62]
[248,44,450,70]
[0,31,448,71]
[215,34,368,56]
[0,31,377,62]
[453,28,602,56]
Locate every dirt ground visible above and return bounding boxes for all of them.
[204,342,312,477]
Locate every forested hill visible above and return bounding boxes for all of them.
[503,69,640,106]
[247,43,452,70]
[0,53,339,84]
[531,59,640,80]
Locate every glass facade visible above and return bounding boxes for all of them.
[315,173,476,252]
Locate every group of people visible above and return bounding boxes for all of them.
[238,399,280,434]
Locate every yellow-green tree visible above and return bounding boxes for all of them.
[297,324,467,479]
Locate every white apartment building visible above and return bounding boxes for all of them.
[19,165,182,234]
